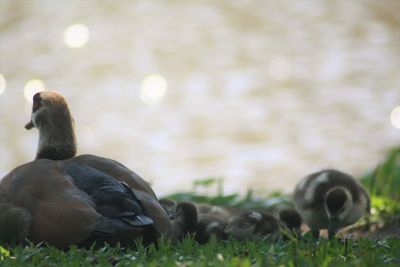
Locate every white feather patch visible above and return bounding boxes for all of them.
[304,172,329,203]
[205,222,220,232]
[211,206,228,216]
[249,211,262,221]
[296,177,308,191]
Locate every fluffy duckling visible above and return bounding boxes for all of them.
[276,208,302,238]
[192,204,240,244]
[158,201,234,243]
[293,169,370,238]
[224,211,285,241]
[0,91,172,248]
[195,215,227,243]
[159,199,178,220]
[195,204,247,244]
[159,199,198,239]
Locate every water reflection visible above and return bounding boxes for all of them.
[140,75,168,105]
[64,24,90,48]
[0,74,6,96]
[23,79,45,103]
[391,107,400,129]
[0,1,399,196]
[268,57,292,82]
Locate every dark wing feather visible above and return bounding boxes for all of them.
[65,162,152,226]
[69,154,172,236]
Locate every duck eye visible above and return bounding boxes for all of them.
[33,101,40,111]
[32,96,41,111]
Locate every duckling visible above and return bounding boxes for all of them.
[193,204,236,244]
[276,208,302,238]
[159,199,178,220]
[224,211,285,241]
[293,169,370,238]
[159,199,198,239]
[0,91,172,248]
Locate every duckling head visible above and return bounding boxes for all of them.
[159,199,177,219]
[324,186,353,237]
[278,208,302,238]
[25,91,77,160]
[278,208,302,230]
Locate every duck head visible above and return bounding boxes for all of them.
[324,186,353,237]
[25,91,77,160]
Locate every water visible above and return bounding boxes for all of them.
[0,0,399,196]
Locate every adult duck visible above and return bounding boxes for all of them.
[0,91,172,248]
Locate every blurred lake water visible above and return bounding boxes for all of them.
[0,0,399,196]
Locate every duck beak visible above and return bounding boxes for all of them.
[328,218,340,239]
[25,120,34,130]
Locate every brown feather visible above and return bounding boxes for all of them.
[0,203,32,242]
[0,160,99,248]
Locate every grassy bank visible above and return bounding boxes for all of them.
[0,236,399,266]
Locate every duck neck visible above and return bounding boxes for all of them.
[36,117,77,160]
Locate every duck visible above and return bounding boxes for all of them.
[293,169,370,238]
[224,210,285,241]
[0,91,172,248]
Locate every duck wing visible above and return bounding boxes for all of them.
[71,154,156,198]
[69,154,172,237]
[65,162,153,227]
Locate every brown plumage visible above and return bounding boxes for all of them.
[0,91,172,248]
[0,203,32,243]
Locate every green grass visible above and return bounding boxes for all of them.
[361,147,400,199]
[1,147,399,266]
[1,236,399,266]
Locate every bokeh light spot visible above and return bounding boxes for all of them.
[140,74,168,105]
[0,73,6,96]
[390,106,400,129]
[24,79,46,102]
[64,24,90,48]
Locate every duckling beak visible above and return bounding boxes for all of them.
[328,218,340,239]
[25,120,34,130]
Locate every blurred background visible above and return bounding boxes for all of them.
[0,0,399,197]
